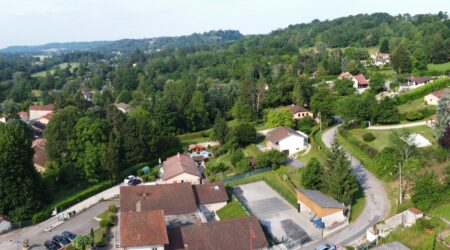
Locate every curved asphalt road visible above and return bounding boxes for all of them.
[304,126,389,249]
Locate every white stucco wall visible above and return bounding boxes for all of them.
[293,112,313,120]
[322,211,347,227]
[278,135,307,155]
[126,244,164,250]
[0,221,12,234]
[29,110,52,120]
[164,172,201,184]
[424,94,439,105]
[204,201,227,213]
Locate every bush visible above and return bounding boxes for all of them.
[362,132,376,142]
[99,218,109,228]
[397,78,450,105]
[405,110,424,121]
[236,158,251,173]
[107,212,117,225]
[230,149,245,166]
[206,163,229,175]
[256,150,286,170]
[108,204,116,213]
[296,116,316,134]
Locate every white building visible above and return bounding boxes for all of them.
[29,104,54,121]
[0,216,12,234]
[401,76,433,90]
[192,182,228,220]
[424,88,449,105]
[266,126,308,155]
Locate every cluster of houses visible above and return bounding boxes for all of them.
[370,52,390,67]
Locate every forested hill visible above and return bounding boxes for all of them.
[0,30,243,55]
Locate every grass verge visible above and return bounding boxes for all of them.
[216,197,249,220]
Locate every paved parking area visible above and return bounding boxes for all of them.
[233,181,321,244]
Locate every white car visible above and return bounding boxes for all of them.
[124,175,136,184]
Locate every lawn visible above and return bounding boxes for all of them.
[430,203,450,221]
[297,128,328,165]
[397,98,430,114]
[32,62,80,77]
[94,227,107,246]
[178,119,246,146]
[368,68,395,78]
[216,197,249,220]
[348,125,434,152]
[428,61,450,73]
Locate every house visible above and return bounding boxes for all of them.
[160,153,202,184]
[37,112,53,125]
[120,210,169,250]
[266,126,308,155]
[120,183,198,215]
[0,116,5,123]
[115,103,130,113]
[81,89,95,102]
[424,88,450,105]
[192,182,228,218]
[296,189,347,228]
[285,104,314,120]
[370,52,390,67]
[17,111,28,122]
[166,216,269,250]
[32,139,48,172]
[188,144,205,153]
[0,216,12,234]
[29,104,54,120]
[338,72,369,92]
[403,76,433,89]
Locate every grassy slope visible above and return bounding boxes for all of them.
[428,61,450,72]
[216,197,249,220]
[32,62,80,77]
[397,98,434,114]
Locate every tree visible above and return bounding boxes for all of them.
[256,149,286,170]
[433,93,450,147]
[429,34,448,64]
[211,116,229,145]
[310,86,336,127]
[102,131,121,180]
[0,120,43,220]
[413,47,428,71]
[412,173,444,210]
[376,97,400,124]
[369,72,385,94]
[122,117,155,165]
[334,78,355,96]
[324,136,358,203]
[184,91,210,131]
[379,39,390,53]
[391,44,412,74]
[233,123,257,147]
[72,234,94,250]
[301,158,323,189]
[231,98,253,122]
[265,108,295,128]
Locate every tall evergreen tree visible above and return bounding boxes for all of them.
[379,39,390,53]
[0,120,43,220]
[391,44,412,74]
[211,116,229,145]
[103,131,121,180]
[185,91,210,132]
[301,157,323,189]
[324,136,358,204]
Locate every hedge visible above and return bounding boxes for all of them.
[32,162,154,224]
[397,78,450,105]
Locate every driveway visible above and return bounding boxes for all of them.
[233,181,321,246]
[304,126,389,249]
[367,121,426,130]
[0,200,119,250]
[285,157,304,168]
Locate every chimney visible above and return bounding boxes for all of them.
[136,201,141,212]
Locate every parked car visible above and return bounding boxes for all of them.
[62,231,77,241]
[44,240,58,250]
[315,243,337,250]
[52,235,70,247]
[127,178,141,186]
[124,175,136,184]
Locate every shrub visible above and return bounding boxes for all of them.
[107,212,117,225]
[362,132,376,142]
[405,111,424,121]
[397,78,450,105]
[236,158,251,173]
[296,116,316,134]
[230,149,245,166]
[99,218,109,228]
[108,204,116,213]
[256,150,286,170]
[207,163,229,175]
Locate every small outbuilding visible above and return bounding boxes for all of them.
[296,189,347,228]
[0,216,12,234]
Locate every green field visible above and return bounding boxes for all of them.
[32,62,80,77]
[216,197,249,220]
[349,125,434,152]
[397,97,436,115]
[430,203,450,221]
[428,62,450,73]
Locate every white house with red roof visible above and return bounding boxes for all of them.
[338,72,369,93]
[29,104,54,121]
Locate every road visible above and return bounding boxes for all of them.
[0,200,119,250]
[367,121,427,130]
[304,126,389,249]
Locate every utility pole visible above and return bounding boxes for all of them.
[399,162,402,205]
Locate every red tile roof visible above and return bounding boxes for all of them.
[285,104,310,114]
[120,183,198,215]
[354,74,369,85]
[40,112,53,120]
[408,208,423,215]
[338,72,353,79]
[29,104,54,111]
[430,88,450,98]
[17,111,28,118]
[192,182,228,205]
[162,154,201,181]
[120,210,169,247]
[166,216,268,250]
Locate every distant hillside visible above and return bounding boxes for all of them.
[0,30,244,55]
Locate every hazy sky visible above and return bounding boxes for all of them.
[0,0,448,48]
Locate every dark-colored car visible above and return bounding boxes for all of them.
[62,231,77,241]
[52,235,70,247]
[44,240,58,250]
[128,178,141,186]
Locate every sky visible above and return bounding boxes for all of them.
[0,0,448,49]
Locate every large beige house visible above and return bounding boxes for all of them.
[160,153,202,184]
[285,104,313,120]
[424,88,449,105]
